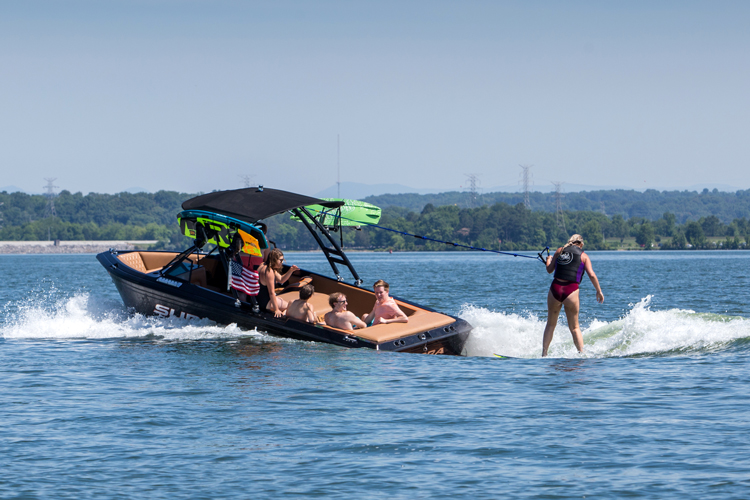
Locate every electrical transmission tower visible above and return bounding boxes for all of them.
[464,174,481,208]
[43,178,58,217]
[519,164,533,208]
[552,181,566,233]
[239,175,255,188]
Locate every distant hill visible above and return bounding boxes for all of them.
[316,181,746,203]
[314,182,445,199]
[363,188,750,224]
[313,181,636,199]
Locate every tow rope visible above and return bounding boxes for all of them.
[305,207,550,263]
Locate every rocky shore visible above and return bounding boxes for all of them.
[0,240,158,254]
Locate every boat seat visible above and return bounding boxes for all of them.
[189,266,208,287]
[118,252,207,274]
[276,290,454,343]
[276,291,333,316]
[324,310,455,343]
[141,252,191,272]
[118,252,148,273]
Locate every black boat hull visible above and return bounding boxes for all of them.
[97,250,471,354]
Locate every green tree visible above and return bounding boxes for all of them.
[581,220,605,249]
[662,212,676,237]
[723,235,740,250]
[608,214,628,241]
[635,222,655,248]
[670,231,687,249]
[684,221,706,247]
[700,215,724,237]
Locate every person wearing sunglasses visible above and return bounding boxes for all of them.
[324,292,366,331]
[258,248,298,318]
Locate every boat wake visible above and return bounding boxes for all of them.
[0,292,270,342]
[460,295,750,358]
[5,291,748,359]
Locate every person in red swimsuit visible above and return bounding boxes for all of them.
[542,234,604,357]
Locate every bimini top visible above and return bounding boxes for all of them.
[181,187,344,224]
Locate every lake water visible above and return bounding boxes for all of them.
[2,251,750,498]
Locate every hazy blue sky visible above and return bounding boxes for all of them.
[2,0,749,196]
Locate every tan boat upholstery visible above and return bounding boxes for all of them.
[277,287,455,343]
[117,252,148,273]
[319,313,455,343]
[117,252,202,274]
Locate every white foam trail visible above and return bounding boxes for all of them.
[460,305,544,358]
[460,296,750,358]
[5,292,748,357]
[1,293,270,342]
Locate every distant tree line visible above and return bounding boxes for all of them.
[0,190,186,244]
[364,188,750,224]
[265,204,750,252]
[1,189,749,251]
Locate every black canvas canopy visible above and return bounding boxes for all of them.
[182,187,344,223]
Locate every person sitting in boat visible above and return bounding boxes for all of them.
[324,292,366,330]
[258,248,298,318]
[286,284,319,324]
[362,279,409,326]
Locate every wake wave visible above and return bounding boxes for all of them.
[4,292,749,359]
[1,292,268,342]
[460,296,750,358]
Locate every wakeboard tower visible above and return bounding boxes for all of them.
[97,186,471,355]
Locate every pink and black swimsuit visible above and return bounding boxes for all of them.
[550,246,585,302]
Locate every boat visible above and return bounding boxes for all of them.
[96,187,472,355]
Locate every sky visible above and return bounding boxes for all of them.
[1,0,749,197]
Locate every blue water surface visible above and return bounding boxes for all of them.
[2,251,750,499]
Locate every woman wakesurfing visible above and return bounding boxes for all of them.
[542,234,604,357]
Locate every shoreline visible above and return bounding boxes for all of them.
[1,241,744,255]
[0,240,157,255]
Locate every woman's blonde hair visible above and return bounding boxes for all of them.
[563,234,584,249]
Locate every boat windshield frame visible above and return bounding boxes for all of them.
[292,206,362,285]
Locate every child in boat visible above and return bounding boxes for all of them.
[362,279,408,326]
[286,284,318,324]
[324,292,366,330]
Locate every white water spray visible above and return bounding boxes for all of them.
[1,293,270,342]
[460,296,750,358]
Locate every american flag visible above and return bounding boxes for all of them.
[230,256,260,296]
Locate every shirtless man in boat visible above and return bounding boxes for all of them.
[362,280,409,326]
[286,284,318,324]
[324,292,366,330]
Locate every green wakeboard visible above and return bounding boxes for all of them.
[292,199,381,228]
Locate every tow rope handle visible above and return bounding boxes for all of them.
[537,246,550,264]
